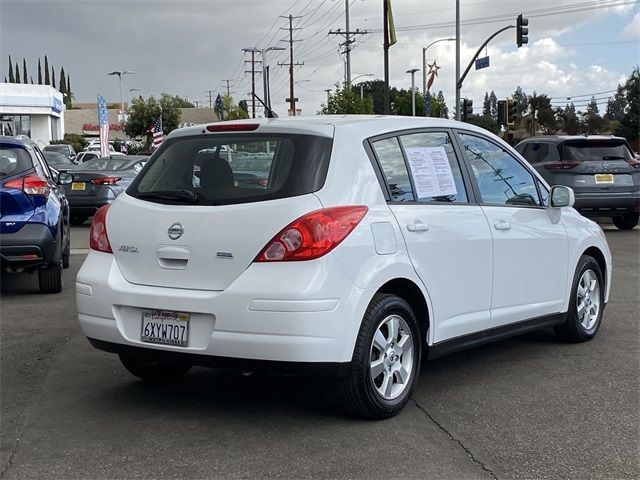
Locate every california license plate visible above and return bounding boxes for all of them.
[71,182,85,190]
[141,310,189,347]
[594,174,614,184]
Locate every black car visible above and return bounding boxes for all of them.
[43,151,75,172]
[43,143,76,161]
[62,155,147,225]
[515,135,640,229]
[0,136,72,293]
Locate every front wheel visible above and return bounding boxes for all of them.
[119,355,192,381]
[612,212,639,230]
[555,255,605,342]
[338,294,422,419]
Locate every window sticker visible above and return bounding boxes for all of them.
[404,146,457,198]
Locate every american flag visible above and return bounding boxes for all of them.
[152,115,164,147]
[97,95,109,157]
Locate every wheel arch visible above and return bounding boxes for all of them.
[582,246,608,290]
[376,278,430,347]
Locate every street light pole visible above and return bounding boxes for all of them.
[406,69,419,116]
[128,88,140,108]
[422,37,455,100]
[262,46,285,113]
[108,70,134,148]
[351,73,374,101]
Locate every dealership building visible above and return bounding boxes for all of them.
[0,83,65,146]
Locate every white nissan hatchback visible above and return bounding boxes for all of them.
[77,116,611,418]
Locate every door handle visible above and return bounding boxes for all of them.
[493,220,511,231]
[406,222,430,232]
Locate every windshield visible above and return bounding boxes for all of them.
[44,152,73,164]
[45,145,69,154]
[128,133,332,206]
[74,158,129,171]
[0,145,33,177]
[562,140,633,161]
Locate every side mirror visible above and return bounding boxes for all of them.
[550,185,575,208]
[57,172,73,185]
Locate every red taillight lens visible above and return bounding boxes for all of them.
[254,206,368,262]
[89,204,113,253]
[3,174,50,196]
[544,160,581,170]
[206,123,259,132]
[91,177,121,185]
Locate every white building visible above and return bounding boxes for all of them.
[0,83,65,147]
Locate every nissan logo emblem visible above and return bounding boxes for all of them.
[168,223,184,240]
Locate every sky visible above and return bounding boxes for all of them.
[1,0,638,117]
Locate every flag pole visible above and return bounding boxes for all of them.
[383,0,390,114]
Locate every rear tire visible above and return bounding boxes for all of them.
[612,212,639,230]
[71,214,89,226]
[38,259,63,294]
[119,355,192,381]
[555,255,604,342]
[338,293,422,419]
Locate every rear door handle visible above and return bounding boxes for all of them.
[493,220,511,231]
[406,221,430,232]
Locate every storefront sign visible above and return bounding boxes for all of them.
[82,123,123,135]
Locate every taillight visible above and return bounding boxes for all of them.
[3,174,50,196]
[206,123,259,132]
[254,206,368,262]
[89,205,113,253]
[91,177,121,185]
[544,160,581,170]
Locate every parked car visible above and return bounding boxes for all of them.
[77,117,612,418]
[43,143,76,161]
[43,150,75,172]
[515,135,640,229]
[62,155,147,225]
[0,135,72,293]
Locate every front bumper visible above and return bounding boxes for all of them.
[574,190,640,216]
[0,223,56,268]
[77,251,369,366]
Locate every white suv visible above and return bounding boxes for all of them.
[77,116,611,418]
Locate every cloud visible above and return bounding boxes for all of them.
[622,12,640,37]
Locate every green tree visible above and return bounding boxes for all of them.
[512,86,528,126]
[59,67,66,96]
[605,84,626,122]
[221,94,249,120]
[489,91,498,119]
[482,92,491,116]
[615,67,639,142]
[581,97,605,134]
[37,58,42,84]
[44,55,49,85]
[560,103,580,135]
[320,83,374,114]
[14,62,20,83]
[467,115,500,135]
[435,90,449,118]
[169,95,195,108]
[8,55,14,83]
[22,58,27,84]
[125,93,185,146]
[51,133,87,153]
[528,92,556,134]
[51,65,56,89]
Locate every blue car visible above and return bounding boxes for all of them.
[0,136,72,293]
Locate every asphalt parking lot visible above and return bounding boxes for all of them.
[1,224,638,480]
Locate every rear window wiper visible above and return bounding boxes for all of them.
[136,189,199,204]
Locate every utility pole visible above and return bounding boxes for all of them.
[222,79,233,97]
[205,90,214,108]
[406,69,419,116]
[278,15,303,116]
[325,89,331,105]
[243,48,261,118]
[193,100,201,108]
[383,0,390,114]
[328,0,367,87]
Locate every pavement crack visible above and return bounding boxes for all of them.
[0,436,20,479]
[411,398,498,480]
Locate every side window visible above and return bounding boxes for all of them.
[458,133,541,207]
[371,137,414,202]
[30,149,50,179]
[398,131,468,203]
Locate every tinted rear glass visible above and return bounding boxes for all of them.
[0,145,33,177]
[74,158,129,170]
[562,140,633,161]
[127,134,333,206]
[44,145,69,154]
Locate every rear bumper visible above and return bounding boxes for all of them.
[67,190,118,215]
[0,223,56,268]
[573,191,640,216]
[77,251,370,365]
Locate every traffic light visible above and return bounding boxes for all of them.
[461,98,473,122]
[517,14,529,48]
[497,100,506,125]
[507,99,516,125]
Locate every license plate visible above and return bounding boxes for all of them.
[594,174,614,184]
[141,310,189,347]
[71,182,85,191]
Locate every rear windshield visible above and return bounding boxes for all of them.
[0,145,33,178]
[561,140,633,161]
[44,145,69,154]
[74,158,129,170]
[127,133,333,206]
